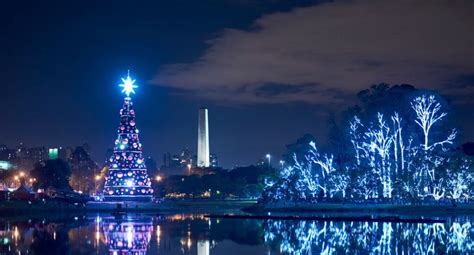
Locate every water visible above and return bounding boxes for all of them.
[0,214,473,254]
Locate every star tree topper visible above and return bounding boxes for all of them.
[119,71,138,97]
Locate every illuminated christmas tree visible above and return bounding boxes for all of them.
[102,218,153,254]
[103,73,153,201]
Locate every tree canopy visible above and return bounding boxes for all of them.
[30,159,72,190]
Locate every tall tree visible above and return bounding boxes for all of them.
[30,159,72,190]
[411,94,456,151]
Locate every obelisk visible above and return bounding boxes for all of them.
[197,108,210,167]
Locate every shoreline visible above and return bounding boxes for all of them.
[205,214,446,223]
[1,200,474,216]
[243,202,474,215]
[0,200,257,215]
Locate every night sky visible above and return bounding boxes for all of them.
[1,0,473,168]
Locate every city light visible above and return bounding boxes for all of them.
[13,227,18,242]
[48,148,58,159]
[187,164,192,175]
[95,175,101,181]
[155,175,162,182]
[0,161,12,170]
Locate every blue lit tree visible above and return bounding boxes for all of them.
[263,141,336,202]
[363,113,394,199]
[263,154,316,203]
[405,94,457,201]
[443,154,474,205]
[411,95,456,151]
[263,88,474,204]
[103,74,153,201]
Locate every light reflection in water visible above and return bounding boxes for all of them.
[156,225,161,247]
[101,217,153,255]
[0,214,473,254]
[264,219,474,254]
[198,240,210,255]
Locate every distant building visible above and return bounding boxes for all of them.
[210,153,218,168]
[59,146,74,161]
[162,152,172,168]
[48,148,59,160]
[0,161,12,170]
[15,142,29,159]
[179,148,193,166]
[0,144,16,161]
[197,108,210,167]
[161,148,194,176]
[0,144,85,171]
[29,147,47,162]
[13,143,47,169]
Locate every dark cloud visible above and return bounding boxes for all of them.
[442,73,474,105]
[447,74,474,89]
[254,83,314,97]
[152,0,473,107]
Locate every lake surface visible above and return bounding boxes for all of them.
[0,213,473,254]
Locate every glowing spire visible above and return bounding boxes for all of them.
[119,70,138,97]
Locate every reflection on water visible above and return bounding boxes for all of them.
[101,217,153,254]
[264,219,474,254]
[0,213,473,254]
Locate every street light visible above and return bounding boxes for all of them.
[94,175,101,196]
[279,160,285,168]
[266,154,271,165]
[155,175,162,182]
[187,164,192,175]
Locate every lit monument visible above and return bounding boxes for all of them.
[197,108,210,167]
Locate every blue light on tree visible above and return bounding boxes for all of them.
[263,92,473,204]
